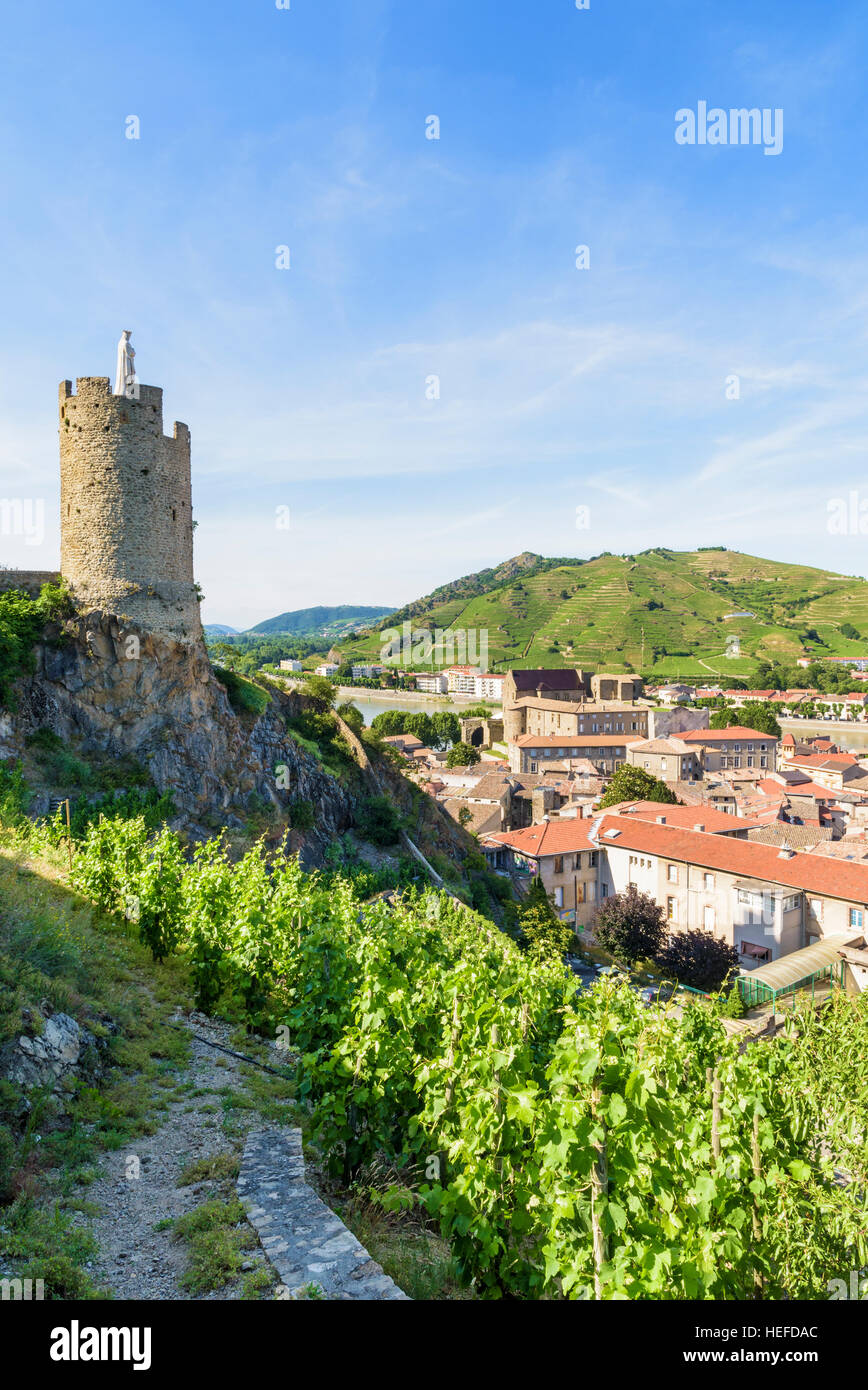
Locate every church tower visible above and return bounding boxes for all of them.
[59,376,202,643]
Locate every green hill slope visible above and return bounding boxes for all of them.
[336,548,868,679]
[247,605,395,636]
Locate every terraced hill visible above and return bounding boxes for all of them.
[337,548,868,680]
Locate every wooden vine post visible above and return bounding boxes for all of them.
[751,1111,764,1295]
[708,1064,722,1167]
[590,1081,609,1300]
[65,798,73,873]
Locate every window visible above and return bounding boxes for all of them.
[553,856,564,875]
[601,883,609,899]
[576,882,585,904]
[554,887,564,908]
[660,758,667,772]
[574,853,583,870]
[667,897,678,922]
[703,873,714,891]
[850,908,864,930]
[747,756,754,768]
[703,905,715,931]
[590,851,598,867]
[667,864,678,883]
[783,894,800,913]
[760,756,768,768]
[586,882,596,903]
[530,762,537,773]
[809,898,823,922]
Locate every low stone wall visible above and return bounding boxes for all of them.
[0,570,61,597]
[238,1128,409,1300]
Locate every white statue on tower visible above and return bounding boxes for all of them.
[114,330,137,396]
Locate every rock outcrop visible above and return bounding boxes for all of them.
[7,610,354,848]
[0,1012,105,1091]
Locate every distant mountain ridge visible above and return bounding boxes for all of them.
[333,548,868,679]
[247,604,395,636]
[381,552,583,627]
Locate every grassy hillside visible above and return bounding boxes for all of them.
[336,548,868,680]
[248,605,394,636]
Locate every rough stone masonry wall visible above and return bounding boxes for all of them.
[59,377,201,642]
[238,1128,409,1300]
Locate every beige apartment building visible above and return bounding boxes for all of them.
[626,736,704,782]
[482,820,602,929]
[675,726,778,774]
[510,733,642,775]
[591,814,868,966]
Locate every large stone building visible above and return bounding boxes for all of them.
[58,376,201,642]
[502,668,591,706]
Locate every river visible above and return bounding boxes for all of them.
[346,692,502,726]
[779,718,868,753]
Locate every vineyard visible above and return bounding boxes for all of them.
[22,811,868,1300]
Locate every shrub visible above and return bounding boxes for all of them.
[288,797,315,831]
[594,884,666,964]
[655,930,740,993]
[355,794,401,846]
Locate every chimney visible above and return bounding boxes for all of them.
[693,823,705,833]
[656,815,667,824]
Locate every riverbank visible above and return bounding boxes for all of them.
[274,677,501,717]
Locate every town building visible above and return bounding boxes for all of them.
[509,733,643,775]
[674,726,778,773]
[414,672,449,694]
[279,660,303,672]
[482,820,601,928]
[591,814,868,965]
[502,668,591,705]
[626,737,704,782]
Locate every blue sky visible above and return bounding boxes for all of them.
[2,0,868,628]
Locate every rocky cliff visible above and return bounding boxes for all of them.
[6,610,353,850]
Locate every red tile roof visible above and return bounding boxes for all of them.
[484,820,596,856]
[677,726,778,743]
[591,815,868,903]
[603,801,760,833]
[786,753,860,769]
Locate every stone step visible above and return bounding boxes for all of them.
[237,1127,410,1301]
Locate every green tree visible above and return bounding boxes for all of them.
[336,701,364,735]
[212,641,242,672]
[303,674,337,708]
[711,701,781,738]
[431,711,461,749]
[405,712,436,746]
[446,741,481,768]
[594,883,666,964]
[371,710,408,737]
[598,765,678,809]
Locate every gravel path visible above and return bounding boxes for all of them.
[72,1011,285,1300]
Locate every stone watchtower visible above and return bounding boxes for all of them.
[59,377,202,642]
